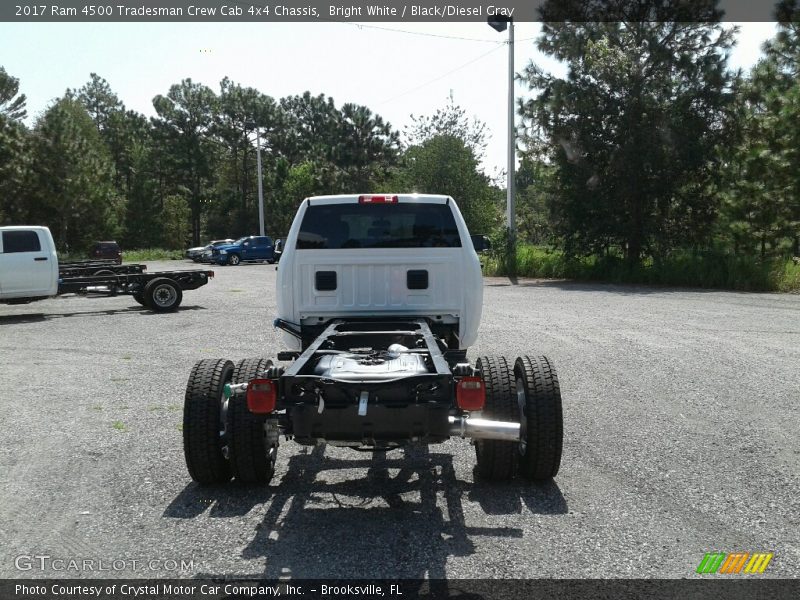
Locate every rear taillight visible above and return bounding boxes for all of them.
[246,379,277,414]
[456,377,485,411]
[358,195,398,204]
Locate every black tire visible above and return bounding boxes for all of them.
[228,358,278,484]
[183,359,235,484]
[132,292,146,307]
[227,253,241,266]
[144,277,183,312]
[474,356,517,481]
[514,356,563,481]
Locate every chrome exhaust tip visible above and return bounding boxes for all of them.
[449,416,520,442]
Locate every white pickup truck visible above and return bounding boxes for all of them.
[0,225,214,311]
[182,194,564,485]
[0,226,59,302]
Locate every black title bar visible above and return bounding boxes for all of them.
[1,1,785,22]
[3,579,800,600]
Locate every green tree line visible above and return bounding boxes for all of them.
[1,0,798,287]
[514,0,800,271]
[0,71,499,251]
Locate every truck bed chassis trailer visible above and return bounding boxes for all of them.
[58,269,214,312]
[58,262,147,278]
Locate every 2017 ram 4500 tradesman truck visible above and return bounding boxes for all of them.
[182,194,563,484]
[0,226,214,312]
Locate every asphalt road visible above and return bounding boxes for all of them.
[0,261,798,579]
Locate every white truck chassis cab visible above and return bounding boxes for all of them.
[0,226,214,311]
[182,194,563,485]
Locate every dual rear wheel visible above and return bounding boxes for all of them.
[183,354,562,485]
[475,354,563,482]
[183,358,278,485]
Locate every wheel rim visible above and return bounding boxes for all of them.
[516,377,528,454]
[219,390,230,459]
[265,421,279,468]
[230,255,239,265]
[152,284,177,307]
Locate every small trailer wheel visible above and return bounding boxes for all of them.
[514,356,563,480]
[144,277,183,312]
[228,358,278,484]
[474,356,518,481]
[183,359,235,484]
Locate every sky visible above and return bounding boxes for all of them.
[0,21,777,177]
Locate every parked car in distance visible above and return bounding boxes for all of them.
[187,239,233,262]
[471,234,491,253]
[89,241,122,264]
[210,235,275,265]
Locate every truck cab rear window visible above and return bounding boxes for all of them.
[2,230,41,253]
[297,204,462,249]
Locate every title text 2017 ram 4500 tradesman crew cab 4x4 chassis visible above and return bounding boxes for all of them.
[182,194,563,484]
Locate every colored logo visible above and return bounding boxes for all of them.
[696,552,774,574]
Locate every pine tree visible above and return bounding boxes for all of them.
[520,5,736,262]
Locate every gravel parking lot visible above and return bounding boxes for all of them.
[1,261,798,579]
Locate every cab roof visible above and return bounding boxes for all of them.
[306,194,452,206]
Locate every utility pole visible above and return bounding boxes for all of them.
[255,127,265,237]
[488,15,516,272]
[246,121,266,237]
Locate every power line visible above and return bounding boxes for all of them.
[223,2,541,43]
[377,43,506,106]
[223,4,542,44]
[339,22,540,44]
[343,22,501,43]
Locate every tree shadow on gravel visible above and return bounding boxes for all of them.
[0,305,206,324]
[223,443,568,579]
[485,278,728,296]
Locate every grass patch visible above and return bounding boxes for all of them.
[122,248,184,262]
[91,404,103,411]
[112,421,126,431]
[775,259,800,292]
[228,288,245,293]
[57,248,184,262]
[147,404,180,412]
[484,245,800,292]
[121,355,132,360]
